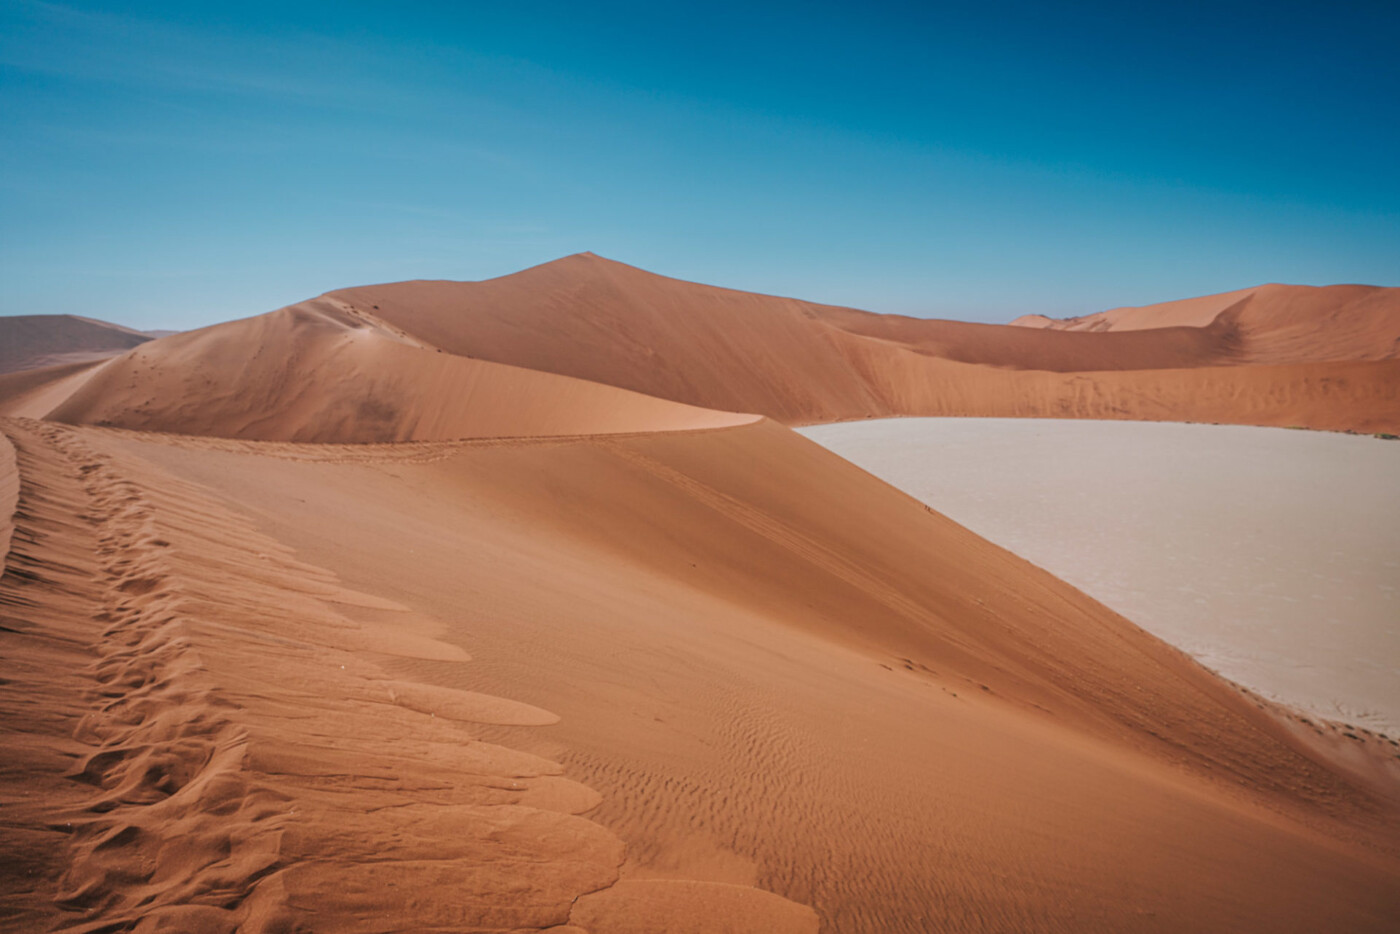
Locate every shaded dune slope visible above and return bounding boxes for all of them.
[5,255,1397,438]
[1015,283,1400,363]
[2,255,1399,932]
[0,315,153,376]
[10,416,1393,932]
[335,254,1400,432]
[24,295,750,442]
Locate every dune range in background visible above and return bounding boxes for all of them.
[0,316,155,377]
[2,255,1399,932]
[4,253,1399,438]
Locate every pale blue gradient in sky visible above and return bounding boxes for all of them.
[2,1,1397,329]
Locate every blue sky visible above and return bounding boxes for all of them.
[2,0,1397,329]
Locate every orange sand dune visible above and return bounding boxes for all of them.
[17,296,749,442]
[5,256,1397,437]
[0,314,153,375]
[4,415,1396,932]
[3,257,1400,931]
[333,254,1399,432]
[1014,283,1400,363]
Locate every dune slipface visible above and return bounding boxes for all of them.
[0,315,154,376]
[333,254,1400,433]
[2,256,1399,932]
[6,254,1398,439]
[1,416,1394,932]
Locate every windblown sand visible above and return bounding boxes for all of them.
[3,256,1400,931]
[800,418,1400,733]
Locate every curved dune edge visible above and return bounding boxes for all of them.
[0,314,152,377]
[23,296,755,443]
[335,254,1400,432]
[85,414,1400,931]
[0,418,812,932]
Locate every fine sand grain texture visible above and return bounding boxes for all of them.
[0,418,816,933]
[15,416,1388,933]
[799,418,1400,734]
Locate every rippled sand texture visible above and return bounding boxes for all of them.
[0,421,816,932]
[799,418,1400,734]
[4,418,1394,932]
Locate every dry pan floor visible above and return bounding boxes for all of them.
[798,417,1400,734]
[2,416,1399,933]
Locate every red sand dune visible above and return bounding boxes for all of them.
[2,416,1397,932]
[0,314,154,375]
[1013,283,1400,362]
[5,254,1397,438]
[336,254,1400,433]
[2,257,1399,931]
[6,296,749,443]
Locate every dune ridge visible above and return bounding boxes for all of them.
[2,254,1398,931]
[0,417,817,932]
[42,414,1397,933]
[18,296,751,443]
[0,315,154,376]
[333,255,1400,433]
[5,255,1397,440]
[1011,283,1400,364]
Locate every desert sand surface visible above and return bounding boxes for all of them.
[6,254,1398,437]
[799,418,1400,734]
[3,415,1400,932]
[3,257,1400,932]
[0,315,154,376]
[1011,283,1400,363]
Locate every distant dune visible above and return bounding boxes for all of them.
[337,255,1400,433]
[6,254,1396,439]
[0,314,154,375]
[1010,283,1400,365]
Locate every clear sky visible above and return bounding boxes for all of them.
[2,0,1397,329]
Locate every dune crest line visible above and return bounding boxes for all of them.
[0,418,815,933]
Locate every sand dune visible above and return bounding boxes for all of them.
[1014,283,1400,363]
[18,296,750,442]
[0,314,154,375]
[0,418,816,932]
[5,256,1397,436]
[5,416,1395,931]
[3,256,1399,931]
[335,254,1400,432]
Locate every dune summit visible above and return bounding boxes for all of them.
[4,254,1400,439]
[2,256,1399,932]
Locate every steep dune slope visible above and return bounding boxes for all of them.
[4,257,1396,436]
[34,416,1394,933]
[0,314,153,375]
[337,255,1400,431]
[35,296,750,442]
[0,419,815,932]
[335,253,887,423]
